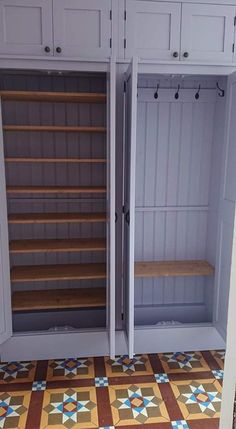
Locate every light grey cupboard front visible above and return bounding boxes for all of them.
[124,1,236,63]
[0,0,112,59]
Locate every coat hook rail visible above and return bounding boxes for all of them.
[138,84,225,99]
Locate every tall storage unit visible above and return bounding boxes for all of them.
[124,59,236,359]
[0,60,116,360]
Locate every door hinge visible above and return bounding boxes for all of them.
[124,82,127,93]
[110,9,112,20]
[115,212,118,223]
[124,10,127,20]
[110,38,112,48]
[233,43,235,53]
[121,313,124,320]
[234,16,236,26]
[124,38,126,49]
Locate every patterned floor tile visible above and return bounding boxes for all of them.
[159,352,210,373]
[171,420,189,429]
[0,390,31,428]
[40,387,98,428]
[210,351,225,370]
[105,355,153,377]
[170,379,222,420]
[47,358,94,381]
[0,361,36,384]
[109,383,169,426]
[212,370,224,380]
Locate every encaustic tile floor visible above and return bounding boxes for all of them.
[0,350,224,429]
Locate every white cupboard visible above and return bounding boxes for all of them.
[125,1,181,61]
[0,0,53,56]
[0,0,112,59]
[125,0,236,63]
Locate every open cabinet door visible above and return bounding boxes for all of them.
[218,72,236,429]
[124,58,138,358]
[106,58,116,358]
[0,98,12,345]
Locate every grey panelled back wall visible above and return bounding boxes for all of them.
[134,76,219,324]
[1,72,107,302]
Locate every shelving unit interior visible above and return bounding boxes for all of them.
[0,69,109,333]
[130,72,229,332]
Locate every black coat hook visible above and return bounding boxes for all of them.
[195,84,201,100]
[154,84,159,99]
[175,84,180,100]
[216,82,225,97]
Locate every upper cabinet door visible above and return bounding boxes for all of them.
[53,0,112,59]
[125,0,181,61]
[181,3,236,63]
[0,0,53,56]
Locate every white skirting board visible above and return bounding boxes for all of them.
[134,325,225,354]
[0,330,128,362]
[0,326,225,361]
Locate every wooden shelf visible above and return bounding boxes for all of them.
[11,262,106,283]
[135,260,214,278]
[10,238,106,253]
[0,91,107,104]
[12,287,106,312]
[8,212,106,224]
[5,157,106,164]
[3,125,106,133]
[7,186,106,194]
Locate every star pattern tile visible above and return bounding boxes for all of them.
[0,350,225,428]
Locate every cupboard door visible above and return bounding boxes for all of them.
[125,0,181,61]
[218,71,236,429]
[0,99,12,345]
[181,3,235,63]
[53,0,112,59]
[107,58,116,358]
[0,0,53,56]
[124,58,138,357]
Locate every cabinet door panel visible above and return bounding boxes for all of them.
[0,98,12,345]
[0,0,53,56]
[125,0,181,60]
[181,3,235,63]
[53,0,111,59]
[107,58,116,358]
[124,58,138,357]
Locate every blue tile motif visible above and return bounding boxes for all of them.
[171,420,190,429]
[32,380,47,391]
[212,369,224,380]
[95,377,109,387]
[155,373,169,383]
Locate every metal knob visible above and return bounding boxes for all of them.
[173,51,178,58]
[56,47,62,54]
[183,51,189,58]
[44,46,51,53]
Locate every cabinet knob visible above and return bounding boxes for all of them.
[56,47,62,54]
[44,46,51,53]
[172,51,179,58]
[183,51,189,58]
